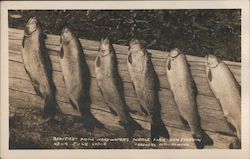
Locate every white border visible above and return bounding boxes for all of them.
[1,1,250,159]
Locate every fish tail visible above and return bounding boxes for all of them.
[82,112,105,133]
[121,118,143,140]
[43,96,58,119]
[229,139,241,149]
[192,129,213,149]
[77,97,105,132]
[151,119,169,142]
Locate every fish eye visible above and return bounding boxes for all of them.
[60,30,73,44]
[207,55,220,67]
[25,18,38,35]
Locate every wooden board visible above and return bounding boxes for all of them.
[8,28,240,148]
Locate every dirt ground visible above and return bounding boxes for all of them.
[9,106,182,149]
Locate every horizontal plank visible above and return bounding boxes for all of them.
[9,28,241,67]
[8,37,241,70]
[9,89,236,149]
[8,60,223,111]
[8,44,241,97]
[9,60,234,135]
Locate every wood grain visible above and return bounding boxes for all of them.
[8,28,240,148]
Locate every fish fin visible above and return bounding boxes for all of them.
[166,56,171,70]
[99,87,105,98]
[126,107,138,115]
[237,83,241,95]
[229,139,241,149]
[32,80,42,97]
[140,105,148,116]
[120,118,143,140]
[128,52,132,64]
[96,55,101,67]
[22,36,26,48]
[224,119,237,133]
[191,79,198,95]
[108,106,118,116]
[43,33,47,39]
[98,88,116,115]
[131,82,136,91]
[83,113,105,132]
[42,30,48,39]
[179,116,189,128]
[24,66,43,97]
[59,47,64,59]
[23,65,31,80]
[151,119,170,142]
[208,68,212,82]
[148,52,152,57]
[62,76,66,85]
[192,130,213,149]
[69,99,78,110]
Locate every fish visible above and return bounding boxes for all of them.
[205,54,241,149]
[59,27,104,132]
[127,39,169,142]
[21,17,60,120]
[166,48,213,149]
[95,38,143,139]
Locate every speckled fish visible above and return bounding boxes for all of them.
[166,48,213,149]
[21,17,59,120]
[59,27,104,132]
[127,39,169,141]
[205,54,241,149]
[95,38,143,139]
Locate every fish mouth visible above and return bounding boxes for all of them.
[169,48,181,58]
[27,17,38,24]
[101,38,110,44]
[205,54,221,68]
[99,38,112,56]
[24,17,38,36]
[60,27,73,44]
[128,38,145,54]
[61,26,70,33]
[129,38,141,47]
[100,38,110,50]
[61,27,70,36]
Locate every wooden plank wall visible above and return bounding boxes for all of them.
[8,28,241,148]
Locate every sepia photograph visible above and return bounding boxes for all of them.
[1,1,250,159]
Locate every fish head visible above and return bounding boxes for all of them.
[99,38,113,57]
[205,54,221,68]
[127,39,147,71]
[24,17,40,35]
[129,39,145,54]
[128,39,146,57]
[166,48,181,70]
[60,27,74,44]
[169,48,181,58]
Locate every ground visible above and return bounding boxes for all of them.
[9,106,183,149]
